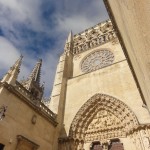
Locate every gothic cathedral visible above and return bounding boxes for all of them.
[1,19,150,150]
[49,20,150,150]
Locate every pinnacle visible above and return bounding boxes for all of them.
[67,31,73,43]
[1,55,23,84]
[28,58,42,86]
[10,55,23,73]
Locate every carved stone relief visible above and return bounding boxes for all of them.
[63,93,150,150]
[72,20,117,55]
[81,50,114,73]
[141,128,150,150]
[69,94,138,143]
[129,126,150,150]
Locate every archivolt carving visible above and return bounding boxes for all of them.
[69,94,139,142]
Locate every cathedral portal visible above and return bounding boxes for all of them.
[68,94,138,149]
[50,20,150,150]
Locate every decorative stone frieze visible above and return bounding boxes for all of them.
[72,20,117,55]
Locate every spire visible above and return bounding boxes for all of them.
[1,55,23,85]
[64,31,73,55]
[21,59,44,100]
[28,59,42,86]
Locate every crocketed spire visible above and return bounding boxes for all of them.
[1,55,23,85]
[28,59,42,86]
[21,59,44,100]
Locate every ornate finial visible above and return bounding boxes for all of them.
[10,55,23,72]
[67,31,73,43]
[64,31,73,55]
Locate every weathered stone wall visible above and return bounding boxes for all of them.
[65,41,150,134]
[0,86,56,150]
[104,0,150,110]
[63,40,150,149]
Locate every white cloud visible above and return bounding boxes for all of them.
[0,36,20,69]
[0,0,42,29]
[0,0,109,97]
[56,15,95,33]
[0,36,35,85]
[0,36,58,96]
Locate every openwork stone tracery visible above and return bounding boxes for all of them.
[81,50,114,73]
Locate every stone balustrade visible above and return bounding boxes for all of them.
[12,81,57,122]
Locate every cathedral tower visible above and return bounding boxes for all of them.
[21,59,44,100]
[50,20,150,150]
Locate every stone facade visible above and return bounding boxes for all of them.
[50,20,150,150]
[1,18,150,150]
[103,0,150,111]
[0,58,57,150]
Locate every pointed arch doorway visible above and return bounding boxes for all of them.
[68,94,139,150]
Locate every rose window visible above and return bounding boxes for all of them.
[81,50,114,73]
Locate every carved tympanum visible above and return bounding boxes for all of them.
[69,94,138,142]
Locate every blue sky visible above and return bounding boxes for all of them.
[0,0,109,97]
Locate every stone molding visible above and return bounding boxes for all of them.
[16,135,39,150]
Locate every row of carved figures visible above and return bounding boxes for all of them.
[73,31,116,54]
[58,126,150,150]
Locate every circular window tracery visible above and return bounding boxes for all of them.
[81,50,114,73]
